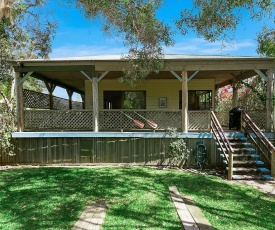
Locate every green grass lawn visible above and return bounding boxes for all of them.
[0,166,274,230]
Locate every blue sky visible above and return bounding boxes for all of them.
[47,1,273,99]
[49,1,271,58]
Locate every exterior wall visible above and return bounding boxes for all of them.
[9,136,219,166]
[85,79,215,110]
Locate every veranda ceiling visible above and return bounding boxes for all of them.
[10,54,274,94]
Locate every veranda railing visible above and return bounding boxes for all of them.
[24,109,211,131]
[241,111,274,171]
[215,110,266,130]
[211,111,234,180]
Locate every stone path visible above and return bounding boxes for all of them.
[72,200,107,230]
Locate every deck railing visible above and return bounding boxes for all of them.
[24,109,211,131]
[210,111,234,180]
[216,110,266,129]
[241,111,274,167]
[24,110,93,130]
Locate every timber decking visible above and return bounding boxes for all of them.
[72,200,107,230]
[169,186,214,230]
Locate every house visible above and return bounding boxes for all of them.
[5,54,275,179]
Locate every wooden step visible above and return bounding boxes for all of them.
[258,167,271,173]
[220,153,260,159]
[217,142,252,147]
[218,147,256,153]
[216,137,247,142]
[226,167,270,174]
[232,148,255,152]
[232,174,273,180]
[233,160,265,165]
[223,160,264,166]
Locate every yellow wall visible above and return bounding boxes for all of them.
[85,79,215,110]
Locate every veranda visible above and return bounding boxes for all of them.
[3,55,275,178]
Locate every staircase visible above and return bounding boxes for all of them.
[211,110,274,180]
[218,132,273,180]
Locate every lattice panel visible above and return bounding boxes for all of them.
[72,101,84,110]
[99,110,210,131]
[215,112,229,127]
[246,110,266,130]
[25,110,93,130]
[23,89,83,111]
[148,111,181,130]
[53,97,69,110]
[23,89,50,109]
[99,110,182,130]
[24,109,211,131]
[188,111,210,131]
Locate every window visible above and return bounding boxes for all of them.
[104,91,146,109]
[179,90,212,110]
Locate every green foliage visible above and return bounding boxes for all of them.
[0,112,15,156]
[239,76,267,109]
[122,91,145,109]
[0,1,56,156]
[257,26,275,57]
[77,0,173,86]
[176,0,275,47]
[166,127,190,168]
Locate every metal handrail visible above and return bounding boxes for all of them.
[210,111,234,180]
[241,111,274,165]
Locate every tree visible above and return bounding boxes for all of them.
[176,0,275,56]
[0,0,56,155]
[76,0,173,86]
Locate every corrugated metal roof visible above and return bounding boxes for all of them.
[13,54,274,62]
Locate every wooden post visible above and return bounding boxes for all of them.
[214,85,219,110]
[228,150,233,180]
[182,71,188,132]
[271,69,275,132]
[67,89,73,110]
[266,69,273,132]
[81,94,85,109]
[92,73,99,132]
[45,82,56,110]
[271,150,275,178]
[232,82,238,108]
[15,72,24,132]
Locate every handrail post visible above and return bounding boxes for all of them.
[271,150,275,178]
[240,110,244,133]
[228,150,233,180]
[208,109,213,133]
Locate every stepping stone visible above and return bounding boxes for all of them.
[72,200,107,230]
[169,186,214,230]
